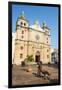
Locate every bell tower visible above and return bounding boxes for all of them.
[42,21,51,63]
[16,11,29,40]
[14,11,29,65]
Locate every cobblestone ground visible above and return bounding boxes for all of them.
[12,64,59,86]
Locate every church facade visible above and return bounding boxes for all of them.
[13,12,51,65]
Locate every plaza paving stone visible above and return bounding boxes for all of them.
[12,64,59,86]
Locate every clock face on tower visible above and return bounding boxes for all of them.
[35,34,40,40]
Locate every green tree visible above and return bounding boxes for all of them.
[25,55,34,63]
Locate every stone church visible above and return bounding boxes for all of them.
[12,12,51,65]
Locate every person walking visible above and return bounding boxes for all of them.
[37,60,42,77]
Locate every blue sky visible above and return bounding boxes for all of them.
[12,4,59,49]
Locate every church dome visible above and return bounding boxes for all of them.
[30,20,44,32]
[19,11,26,20]
[42,21,50,30]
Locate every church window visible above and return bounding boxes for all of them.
[47,38,48,40]
[21,30,24,34]
[20,54,23,58]
[47,49,49,52]
[21,22,23,26]
[21,35,24,38]
[20,46,23,50]
[47,41,48,43]
[47,55,49,58]
[24,23,26,26]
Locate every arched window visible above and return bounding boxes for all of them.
[20,54,23,58]
[21,22,23,26]
[47,55,49,58]
[24,23,26,26]
[47,49,49,52]
[47,41,48,43]
[21,30,24,34]
[20,46,23,50]
[36,51,40,56]
[21,35,24,38]
[47,38,48,40]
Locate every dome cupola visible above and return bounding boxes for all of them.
[19,11,26,20]
[42,21,50,30]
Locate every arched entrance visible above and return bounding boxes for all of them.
[35,51,40,62]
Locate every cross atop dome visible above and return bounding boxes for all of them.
[21,11,24,17]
